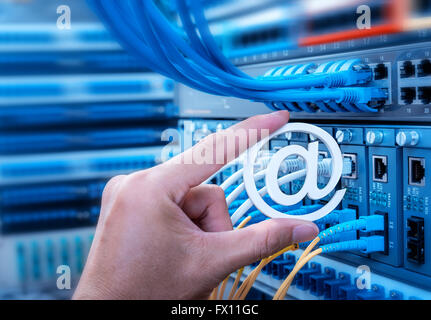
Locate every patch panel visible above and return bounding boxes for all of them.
[398,57,431,106]
[231,250,431,300]
[178,43,431,121]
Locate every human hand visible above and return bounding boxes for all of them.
[73,111,319,300]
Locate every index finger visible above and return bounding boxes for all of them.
[159,111,290,190]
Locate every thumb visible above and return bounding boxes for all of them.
[208,219,319,276]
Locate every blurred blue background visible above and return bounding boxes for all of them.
[0,0,177,299]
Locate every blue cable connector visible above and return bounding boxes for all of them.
[319,215,385,239]
[321,236,385,254]
[263,59,373,88]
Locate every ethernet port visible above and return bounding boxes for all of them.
[407,240,425,264]
[342,153,357,179]
[374,63,388,80]
[408,157,425,187]
[400,61,415,78]
[372,155,388,183]
[407,217,425,241]
[418,86,431,104]
[400,87,416,105]
[418,59,431,77]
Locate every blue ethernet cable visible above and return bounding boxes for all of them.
[158,4,384,112]
[93,0,229,99]
[88,0,234,97]
[92,1,372,97]
[88,0,387,112]
[86,1,163,74]
[137,1,369,91]
[88,1,320,96]
[101,0,239,94]
[177,0,252,78]
[264,60,379,112]
[128,0,277,101]
[137,3,323,99]
[176,0,215,67]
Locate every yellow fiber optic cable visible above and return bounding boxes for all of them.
[209,286,219,300]
[218,275,230,300]
[233,243,299,300]
[210,215,252,300]
[271,237,320,300]
[273,248,323,300]
[227,267,245,300]
[296,237,320,265]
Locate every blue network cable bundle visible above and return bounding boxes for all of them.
[0,0,177,298]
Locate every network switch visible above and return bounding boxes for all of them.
[178,42,431,121]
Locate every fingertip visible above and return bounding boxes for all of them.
[291,222,319,243]
[269,110,290,123]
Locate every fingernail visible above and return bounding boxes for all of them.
[270,110,289,118]
[292,224,319,243]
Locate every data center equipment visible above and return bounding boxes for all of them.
[172,0,431,300]
[2,0,431,301]
[0,0,176,298]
